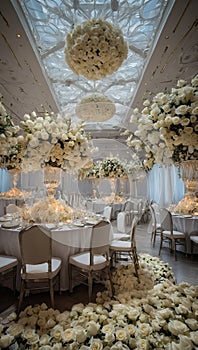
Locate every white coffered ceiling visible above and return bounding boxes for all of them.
[0,0,197,142]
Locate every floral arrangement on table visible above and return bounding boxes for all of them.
[99,158,127,178]
[79,158,127,180]
[21,110,95,173]
[124,108,173,171]
[24,198,74,223]
[0,98,26,170]
[150,75,198,164]
[123,158,146,181]
[125,74,198,170]
[76,93,116,122]
[1,254,198,350]
[64,19,128,80]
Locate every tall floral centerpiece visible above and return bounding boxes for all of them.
[0,99,27,194]
[0,98,26,172]
[21,110,95,173]
[20,110,95,222]
[124,109,173,171]
[125,74,198,214]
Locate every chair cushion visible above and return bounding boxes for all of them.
[191,236,198,244]
[21,257,62,279]
[113,233,129,240]
[110,240,131,251]
[0,256,18,273]
[163,230,185,238]
[69,252,107,271]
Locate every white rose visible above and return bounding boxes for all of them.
[74,326,87,343]
[177,79,186,87]
[86,321,100,336]
[168,320,189,336]
[190,330,198,345]
[143,99,150,107]
[104,331,115,343]
[181,118,190,126]
[176,105,188,115]
[172,116,180,124]
[39,334,51,345]
[0,334,14,348]
[90,339,104,350]
[192,106,198,114]
[115,329,128,342]
[62,328,75,342]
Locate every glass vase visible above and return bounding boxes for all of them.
[175,160,198,215]
[8,169,20,189]
[43,166,61,198]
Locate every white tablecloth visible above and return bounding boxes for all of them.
[172,215,198,254]
[0,198,24,216]
[0,223,113,291]
[86,200,124,219]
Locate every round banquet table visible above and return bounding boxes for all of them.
[86,199,124,219]
[0,222,113,291]
[172,214,198,254]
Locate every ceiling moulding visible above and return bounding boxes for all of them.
[0,0,59,120]
[129,0,198,113]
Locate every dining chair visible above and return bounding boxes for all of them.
[68,220,113,301]
[6,204,20,215]
[190,232,198,255]
[150,203,162,247]
[110,216,140,281]
[103,205,112,221]
[0,255,18,295]
[159,208,187,260]
[18,224,62,313]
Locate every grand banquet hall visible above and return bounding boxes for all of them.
[0,0,198,349]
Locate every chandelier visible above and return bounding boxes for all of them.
[76,93,116,122]
[65,18,128,80]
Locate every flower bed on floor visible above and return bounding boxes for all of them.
[0,254,197,349]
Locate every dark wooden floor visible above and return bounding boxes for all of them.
[0,221,198,317]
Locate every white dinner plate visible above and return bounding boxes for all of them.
[1,221,20,229]
[85,220,98,225]
[73,222,85,227]
[0,217,12,222]
[183,215,192,218]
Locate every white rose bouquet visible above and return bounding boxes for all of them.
[81,158,127,179]
[0,98,26,170]
[21,110,94,173]
[156,74,198,163]
[124,106,173,170]
[65,18,128,80]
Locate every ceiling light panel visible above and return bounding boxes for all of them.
[16,0,169,130]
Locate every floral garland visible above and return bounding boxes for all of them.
[0,99,26,170]
[1,255,198,349]
[65,19,128,80]
[21,111,95,173]
[76,93,116,122]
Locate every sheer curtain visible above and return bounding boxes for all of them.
[147,164,185,207]
[0,169,12,192]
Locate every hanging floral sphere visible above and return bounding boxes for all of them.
[76,93,116,122]
[64,19,128,80]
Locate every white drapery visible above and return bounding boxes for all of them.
[147,164,185,207]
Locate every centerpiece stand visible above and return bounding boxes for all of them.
[175,160,198,215]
